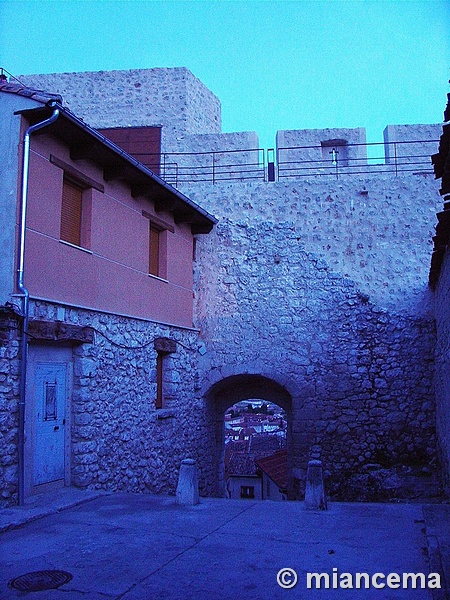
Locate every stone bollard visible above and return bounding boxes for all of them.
[176,458,199,506]
[304,459,327,510]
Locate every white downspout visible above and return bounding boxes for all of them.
[17,102,60,505]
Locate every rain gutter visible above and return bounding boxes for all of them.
[17,101,60,505]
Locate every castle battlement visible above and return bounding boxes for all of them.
[17,68,440,185]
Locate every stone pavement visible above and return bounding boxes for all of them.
[0,489,448,599]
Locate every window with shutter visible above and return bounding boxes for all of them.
[142,211,172,279]
[149,224,161,277]
[61,179,83,246]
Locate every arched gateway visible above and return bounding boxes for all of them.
[205,374,293,498]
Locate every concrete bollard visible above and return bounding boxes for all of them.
[304,459,327,510]
[176,458,199,506]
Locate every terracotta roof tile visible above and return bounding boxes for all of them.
[255,449,288,489]
[0,80,63,105]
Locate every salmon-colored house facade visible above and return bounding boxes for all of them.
[9,88,215,327]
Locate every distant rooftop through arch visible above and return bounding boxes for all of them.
[205,374,293,497]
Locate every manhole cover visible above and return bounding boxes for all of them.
[9,570,73,592]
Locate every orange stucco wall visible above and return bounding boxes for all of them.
[21,129,195,327]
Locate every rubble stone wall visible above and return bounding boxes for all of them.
[185,174,440,317]
[160,131,262,185]
[434,248,450,495]
[0,326,20,506]
[193,215,439,500]
[18,68,222,152]
[0,299,218,507]
[383,124,442,164]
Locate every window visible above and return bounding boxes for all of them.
[155,352,163,409]
[60,177,92,249]
[153,337,176,409]
[61,179,83,246]
[240,486,255,499]
[149,223,162,277]
[142,211,174,279]
[52,155,102,250]
[320,139,349,167]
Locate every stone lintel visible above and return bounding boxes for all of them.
[28,320,94,345]
[154,337,177,354]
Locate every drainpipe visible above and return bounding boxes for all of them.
[17,102,60,505]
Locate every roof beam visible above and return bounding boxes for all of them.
[191,222,214,234]
[131,183,152,199]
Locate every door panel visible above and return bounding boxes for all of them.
[33,362,67,485]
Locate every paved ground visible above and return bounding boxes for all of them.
[0,489,448,599]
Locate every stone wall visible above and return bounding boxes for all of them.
[0,321,20,506]
[185,174,440,317]
[18,68,222,153]
[276,127,367,169]
[185,172,442,498]
[160,131,262,185]
[0,299,218,507]
[384,124,442,166]
[434,248,450,495]
[192,214,439,500]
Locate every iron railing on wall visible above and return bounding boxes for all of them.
[158,148,267,185]
[137,140,438,185]
[277,140,439,180]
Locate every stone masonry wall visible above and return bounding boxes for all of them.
[0,299,217,507]
[384,124,442,164]
[18,68,222,153]
[434,247,450,495]
[0,325,20,506]
[160,131,261,185]
[276,127,367,170]
[185,174,440,317]
[192,215,439,500]
[184,172,442,499]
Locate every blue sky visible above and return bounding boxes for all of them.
[0,0,449,149]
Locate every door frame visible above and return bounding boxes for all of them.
[24,345,73,497]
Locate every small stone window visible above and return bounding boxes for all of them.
[154,337,176,409]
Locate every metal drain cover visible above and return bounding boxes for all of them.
[9,570,73,592]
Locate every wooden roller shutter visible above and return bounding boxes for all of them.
[61,179,83,246]
[149,224,160,276]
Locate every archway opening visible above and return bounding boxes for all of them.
[225,399,287,500]
[205,374,293,498]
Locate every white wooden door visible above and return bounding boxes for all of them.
[25,346,72,495]
[33,362,67,485]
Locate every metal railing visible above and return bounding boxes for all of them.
[277,140,439,180]
[146,148,267,185]
[134,140,438,185]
